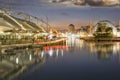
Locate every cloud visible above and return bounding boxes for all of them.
[61,12,70,16]
[0,0,44,8]
[49,0,120,7]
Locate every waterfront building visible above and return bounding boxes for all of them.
[93,20,120,37]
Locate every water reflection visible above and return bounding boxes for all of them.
[1,39,120,80]
[0,45,67,80]
[87,41,120,60]
[67,38,120,60]
[0,49,37,80]
[66,37,82,51]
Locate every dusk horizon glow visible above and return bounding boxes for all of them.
[0,0,120,27]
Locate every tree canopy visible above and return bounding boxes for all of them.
[93,23,113,38]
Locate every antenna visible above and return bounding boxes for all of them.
[117,19,120,30]
[119,0,120,7]
[89,17,93,34]
[46,16,49,32]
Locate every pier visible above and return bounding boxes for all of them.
[82,37,120,42]
[0,38,66,54]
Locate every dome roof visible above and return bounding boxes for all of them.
[95,20,115,28]
[94,20,117,35]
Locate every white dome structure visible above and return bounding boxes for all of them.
[94,20,117,36]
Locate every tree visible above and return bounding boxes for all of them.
[68,24,75,33]
[93,23,113,38]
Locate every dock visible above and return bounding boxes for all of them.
[82,37,120,42]
[0,38,67,54]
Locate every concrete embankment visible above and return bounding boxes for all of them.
[82,37,120,42]
[0,38,66,54]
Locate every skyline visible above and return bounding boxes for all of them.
[0,0,120,27]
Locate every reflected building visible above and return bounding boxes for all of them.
[95,43,113,59]
[0,45,67,80]
[66,36,86,52]
[2,39,120,80]
[87,41,120,60]
[0,49,46,80]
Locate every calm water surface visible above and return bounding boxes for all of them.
[1,39,120,80]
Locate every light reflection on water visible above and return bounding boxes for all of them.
[87,41,120,60]
[1,39,120,80]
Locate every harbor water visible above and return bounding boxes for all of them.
[1,38,120,80]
